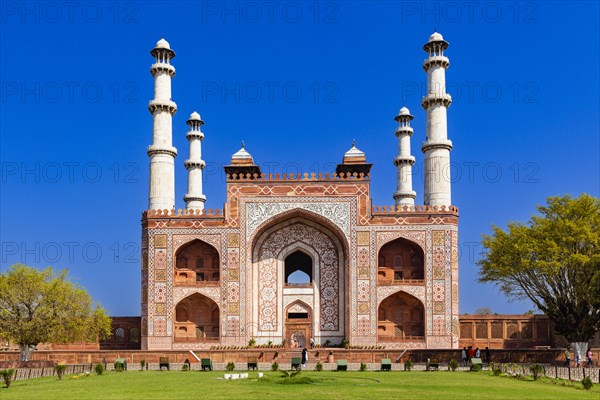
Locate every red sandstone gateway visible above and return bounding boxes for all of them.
[140,33,459,352]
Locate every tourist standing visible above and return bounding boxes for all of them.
[468,346,475,361]
[586,349,593,367]
[485,347,491,364]
[563,348,571,367]
[475,347,481,358]
[310,337,315,349]
[461,347,468,366]
[301,347,308,368]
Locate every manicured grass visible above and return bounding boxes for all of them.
[1,370,597,399]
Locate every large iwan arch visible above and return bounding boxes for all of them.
[250,213,348,346]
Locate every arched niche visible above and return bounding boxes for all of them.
[174,239,220,286]
[378,291,424,341]
[377,237,424,284]
[174,293,220,342]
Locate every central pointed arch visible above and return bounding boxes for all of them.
[249,209,349,345]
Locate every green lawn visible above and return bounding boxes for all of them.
[2,370,597,400]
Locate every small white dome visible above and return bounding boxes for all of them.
[155,37,171,49]
[345,142,365,158]
[232,142,253,159]
[429,32,444,42]
[398,106,411,116]
[189,111,202,121]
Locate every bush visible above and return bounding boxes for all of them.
[271,362,279,371]
[582,376,593,390]
[0,369,14,388]
[470,363,482,372]
[226,362,235,371]
[404,360,413,371]
[182,363,190,371]
[55,365,67,380]
[492,365,502,376]
[360,363,367,371]
[94,364,104,375]
[140,359,146,371]
[449,359,459,371]
[529,364,543,381]
[316,362,323,372]
[248,338,256,348]
[114,361,125,372]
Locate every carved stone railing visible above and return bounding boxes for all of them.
[372,204,458,214]
[143,208,225,218]
[227,172,370,182]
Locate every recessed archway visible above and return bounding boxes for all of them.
[174,239,220,285]
[251,213,347,343]
[378,237,424,283]
[285,301,312,349]
[378,291,424,341]
[174,293,220,342]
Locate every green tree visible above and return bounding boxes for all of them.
[0,264,112,361]
[474,307,493,315]
[478,194,600,343]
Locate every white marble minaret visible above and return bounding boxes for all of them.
[184,111,206,210]
[393,107,416,206]
[147,38,178,210]
[422,32,453,207]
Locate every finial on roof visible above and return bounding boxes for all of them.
[241,140,245,148]
[352,139,356,147]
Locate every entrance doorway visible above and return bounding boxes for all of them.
[285,302,312,349]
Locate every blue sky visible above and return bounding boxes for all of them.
[1,1,599,316]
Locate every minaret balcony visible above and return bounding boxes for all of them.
[421,139,453,153]
[183,194,206,204]
[422,56,449,71]
[184,160,206,170]
[148,99,178,114]
[393,190,417,201]
[147,145,177,158]
[150,63,176,77]
[395,126,414,137]
[421,93,452,109]
[394,156,415,166]
[186,131,205,140]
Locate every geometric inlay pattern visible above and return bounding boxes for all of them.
[247,200,351,239]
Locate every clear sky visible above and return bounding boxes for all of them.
[1,1,599,316]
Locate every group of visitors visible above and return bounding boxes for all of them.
[564,348,594,367]
[461,345,491,365]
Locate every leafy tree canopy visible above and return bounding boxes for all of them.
[0,264,112,360]
[478,194,600,343]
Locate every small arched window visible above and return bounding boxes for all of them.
[129,327,140,343]
[115,327,125,342]
[284,251,312,285]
